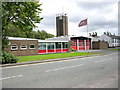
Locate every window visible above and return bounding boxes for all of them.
[72,42,76,46]
[59,16,62,20]
[71,40,77,46]
[29,44,35,49]
[62,42,68,49]
[47,43,54,50]
[86,40,90,46]
[11,45,18,50]
[20,45,27,50]
[112,39,114,43]
[38,43,46,50]
[79,42,84,46]
[55,42,61,49]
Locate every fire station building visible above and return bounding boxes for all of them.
[5,36,92,56]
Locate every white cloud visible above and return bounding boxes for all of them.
[35,0,118,36]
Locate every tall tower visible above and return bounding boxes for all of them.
[56,14,68,37]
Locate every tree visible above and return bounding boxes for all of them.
[2,2,43,50]
[26,30,54,40]
[5,23,27,38]
[39,30,54,40]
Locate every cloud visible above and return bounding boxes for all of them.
[36,0,118,36]
[76,2,115,10]
[41,15,55,28]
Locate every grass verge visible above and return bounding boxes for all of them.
[108,49,120,51]
[17,52,98,63]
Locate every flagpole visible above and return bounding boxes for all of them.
[87,18,89,53]
[78,18,89,52]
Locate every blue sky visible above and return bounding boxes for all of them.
[34,0,119,36]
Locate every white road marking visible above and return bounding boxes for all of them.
[45,64,84,72]
[0,75,23,81]
[0,77,11,80]
[12,76,16,78]
[95,58,113,63]
[17,75,23,77]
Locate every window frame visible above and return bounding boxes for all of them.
[55,42,61,49]
[11,44,18,50]
[29,44,35,49]
[47,42,54,50]
[38,42,46,50]
[20,44,27,50]
[62,42,68,49]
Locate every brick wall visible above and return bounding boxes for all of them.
[4,40,38,56]
[92,41,108,50]
[68,41,72,52]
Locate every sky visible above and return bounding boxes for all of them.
[34,0,119,36]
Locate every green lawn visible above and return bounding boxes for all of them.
[17,52,97,63]
[108,49,120,51]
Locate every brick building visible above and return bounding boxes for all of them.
[4,37,38,56]
[5,36,92,56]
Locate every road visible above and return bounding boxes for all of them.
[1,50,118,88]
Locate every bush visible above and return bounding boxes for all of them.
[2,52,18,64]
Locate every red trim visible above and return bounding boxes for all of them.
[38,49,68,54]
[38,50,46,54]
[63,49,68,52]
[48,49,54,53]
[72,46,87,50]
[56,49,61,52]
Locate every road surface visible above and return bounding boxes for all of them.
[1,50,118,88]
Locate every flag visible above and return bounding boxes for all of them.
[78,19,87,27]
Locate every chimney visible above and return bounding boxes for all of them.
[89,33,91,36]
[95,32,97,36]
[104,32,106,35]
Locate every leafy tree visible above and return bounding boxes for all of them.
[6,28,55,40]
[2,2,43,50]
[26,30,54,40]
[6,23,27,38]
[37,30,54,40]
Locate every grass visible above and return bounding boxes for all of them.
[17,52,98,63]
[108,49,120,51]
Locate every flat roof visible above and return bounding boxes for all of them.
[70,36,91,39]
[46,36,70,41]
[8,36,91,42]
[8,37,38,40]
[8,37,68,42]
[38,40,68,42]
